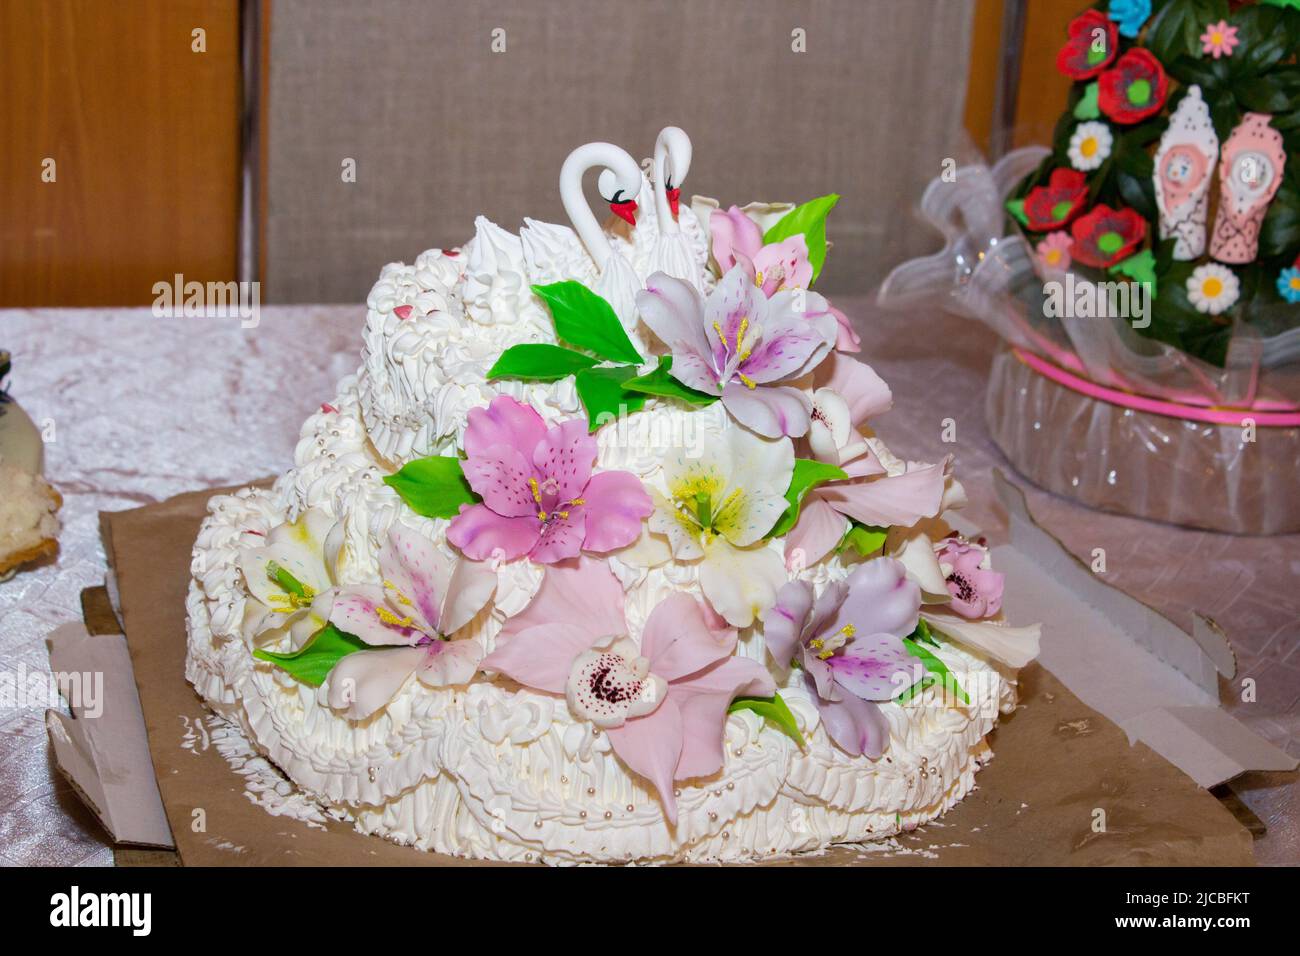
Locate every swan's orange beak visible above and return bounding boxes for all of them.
[666,187,681,219]
[609,199,638,225]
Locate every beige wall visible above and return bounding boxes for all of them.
[266,0,975,301]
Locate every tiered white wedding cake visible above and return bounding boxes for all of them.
[185,130,1040,863]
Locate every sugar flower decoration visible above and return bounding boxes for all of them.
[1070,203,1147,268]
[238,508,340,647]
[447,396,653,563]
[1023,168,1090,232]
[1278,266,1300,304]
[482,557,774,824]
[763,558,922,758]
[1186,263,1240,315]
[936,535,1004,620]
[326,526,495,720]
[636,268,837,438]
[710,206,814,297]
[642,424,792,627]
[1068,121,1113,171]
[1099,48,1168,124]
[1056,10,1119,80]
[1200,20,1239,59]
[787,354,946,568]
[1108,0,1151,39]
[1035,231,1074,272]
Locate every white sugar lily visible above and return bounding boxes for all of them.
[238,508,342,648]
[643,425,792,627]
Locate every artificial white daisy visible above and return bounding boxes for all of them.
[1186,263,1240,315]
[1068,122,1113,171]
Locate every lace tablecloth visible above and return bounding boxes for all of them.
[1,303,1296,866]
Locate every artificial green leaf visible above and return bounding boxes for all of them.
[839,521,889,557]
[574,365,645,433]
[900,637,970,705]
[531,281,643,364]
[487,343,599,382]
[1072,82,1100,120]
[762,194,840,282]
[1005,198,1029,229]
[728,693,803,746]
[621,356,719,407]
[1110,249,1158,299]
[383,455,478,519]
[253,623,368,688]
[1146,0,1230,64]
[768,459,848,539]
[907,618,939,647]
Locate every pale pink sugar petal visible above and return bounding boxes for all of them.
[815,352,891,425]
[605,699,684,825]
[840,443,887,479]
[762,580,814,668]
[326,646,423,720]
[636,272,713,360]
[329,585,415,646]
[438,558,496,636]
[709,206,764,273]
[784,495,850,569]
[805,653,839,701]
[763,290,837,380]
[667,350,723,395]
[533,418,597,504]
[721,382,812,438]
[578,470,653,553]
[384,527,450,632]
[497,555,627,646]
[446,503,540,562]
[481,622,597,693]
[829,557,920,642]
[639,593,735,681]
[414,638,483,688]
[670,655,775,780]
[806,578,849,640]
[829,306,862,352]
[528,508,587,564]
[463,395,548,460]
[751,235,812,296]
[808,674,890,758]
[462,444,540,518]
[818,462,945,527]
[829,632,919,701]
[738,321,833,385]
[705,266,764,358]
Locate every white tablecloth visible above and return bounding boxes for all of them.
[1,303,1296,865]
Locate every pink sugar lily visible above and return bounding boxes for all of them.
[935,534,1005,619]
[636,267,837,438]
[763,558,922,758]
[710,205,813,297]
[786,353,946,567]
[447,396,653,564]
[482,557,775,824]
[325,526,496,720]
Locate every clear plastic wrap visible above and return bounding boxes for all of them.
[880,148,1300,535]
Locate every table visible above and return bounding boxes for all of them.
[2,302,1296,865]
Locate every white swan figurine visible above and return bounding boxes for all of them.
[520,143,645,333]
[643,127,704,290]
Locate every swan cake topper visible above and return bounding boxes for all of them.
[1153,85,1219,261]
[1210,112,1286,264]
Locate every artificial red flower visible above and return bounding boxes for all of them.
[1055,10,1119,80]
[1070,204,1147,268]
[1098,49,1168,124]
[1023,168,1090,231]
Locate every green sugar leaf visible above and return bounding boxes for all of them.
[487,343,599,382]
[900,637,970,705]
[768,458,848,539]
[531,281,643,364]
[621,355,719,407]
[1073,82,1101,120]
[728,693,803,746]
[383,455,478,519]
[574,365,645,433]
[762,194,840,282]
[252,623,368,688]
[839,521,889,557]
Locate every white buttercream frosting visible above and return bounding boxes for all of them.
[186,228,1022,864]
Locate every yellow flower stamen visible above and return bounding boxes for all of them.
[382,580,413,605]
[375,606,414,628]
[737,372,757,389]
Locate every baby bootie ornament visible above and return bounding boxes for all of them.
[1210,112,1285,264]
[1153,85,1218,260]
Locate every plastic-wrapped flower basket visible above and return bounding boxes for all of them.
[879,144,1300,535]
